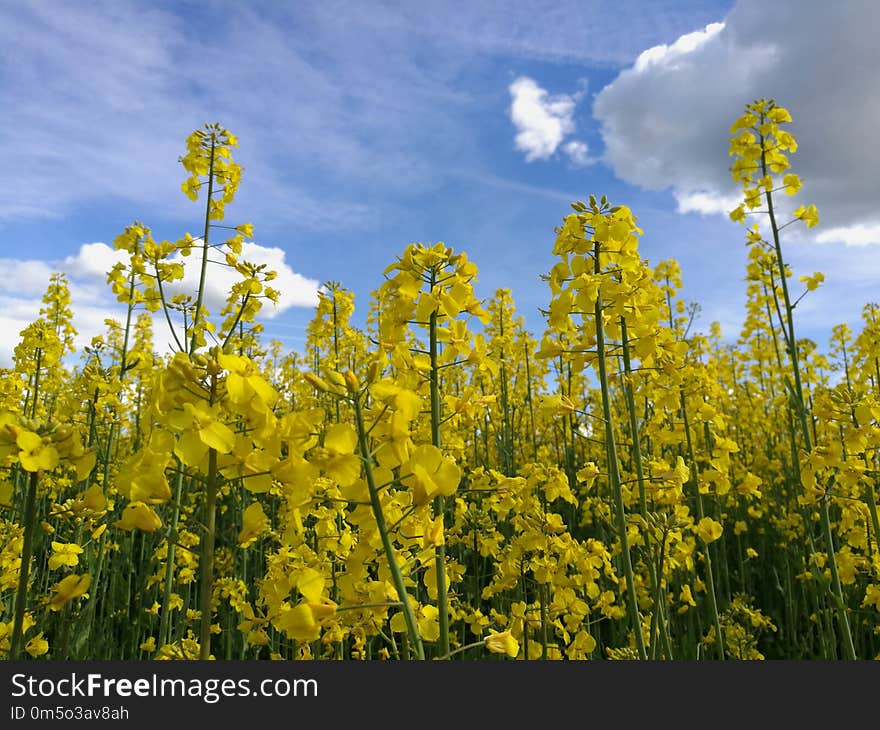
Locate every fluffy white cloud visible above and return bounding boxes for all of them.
[593,1,880,245]
[62,243,127,283]
[161,241,319,314]
[632,22,725,72]
[0,292,124,369]
[589,1,880,346]
[816,223,880,247]
[675,190,742,216]
[562,140,591,167]
[509,77,582,162]
[0,242,319,366]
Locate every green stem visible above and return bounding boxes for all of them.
[220,292,251,352]
[155,261,185,352]
[198,451,219,659]
[524,341,539,463]
[352,394,425,659]
[119,250,138,375]
[680,389,725,660]
[189,134,216,355]
[159,467,186,647]
[593,241,646,660]
[539,583,548,659]
[864,481,880,561]
[819,498,856,658]
[29,347,43,420]
[621,317,669,657]
[497,297,514,475]
[520,561,530,659]
[760,124,855,658]
[429,277,450,659]
[198,374,220,660]
[9,471,39,659]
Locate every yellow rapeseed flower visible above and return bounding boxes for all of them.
[115,502,163,532]
[237,503,270,547]
[400,444,461,506]
[485,629,519,658]
[48,542,83,570]
[695,517,724,544]
[49,574,91,611]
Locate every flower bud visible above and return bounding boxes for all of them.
[303,372,332,393]
[344,370,360,394]
[366,360,380,384]
[323,369,346,389]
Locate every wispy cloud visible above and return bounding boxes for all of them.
[453,170,583,204]
[319,0,732,66]
[562,140,592,167]
[0,1,726,231]
[0,1,471,231]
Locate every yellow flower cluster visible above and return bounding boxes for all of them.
[1,105,878,663]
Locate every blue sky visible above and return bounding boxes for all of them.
[1,0,879,364]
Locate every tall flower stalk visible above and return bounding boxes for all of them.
[728,99,855,658]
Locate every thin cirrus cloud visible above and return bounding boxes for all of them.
[592,0,880,246]
[0,1,457,230]
[508,77,592,166]
[0,242,319,366]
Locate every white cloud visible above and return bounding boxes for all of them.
[633,22,725,72]
[589,1,880,349]
[509,77,578,162]
[593,1,880,239]
[562,140,591,166]
[161,242,319,314]
[675,190,742,216]
[0,293,124,368]
[816,223,880,247]
[0,259,60,298]
[0,242,319,366]
[306,1,728,67]
[63,243,127,283]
